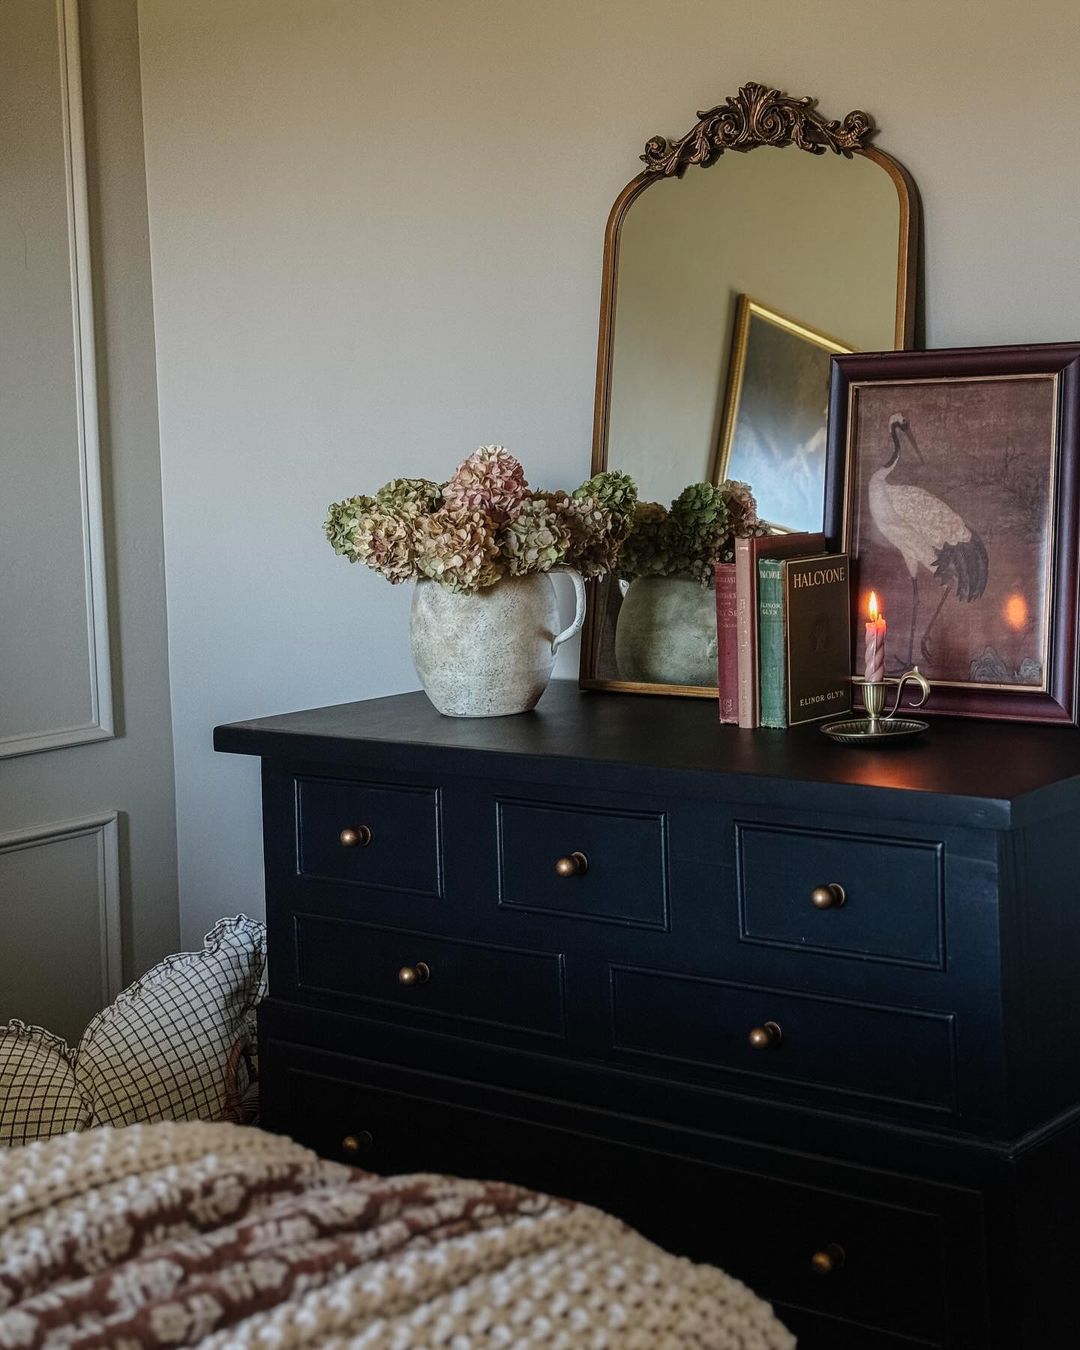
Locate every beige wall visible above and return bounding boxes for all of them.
[136,0,1080,941]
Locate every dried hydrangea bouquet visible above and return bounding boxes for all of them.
[326,446,637,716]
[614,480,764,686]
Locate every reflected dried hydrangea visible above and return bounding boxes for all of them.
[415,508,502,592]
[618,480,765,584]
[719,479,761,540]
[499,497,570,576]
[617,502,671,580]
[668,482,731,583]
[442,446,528,523]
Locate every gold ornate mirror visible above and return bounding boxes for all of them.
[580,81,919,697]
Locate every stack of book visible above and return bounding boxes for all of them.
[715,532,851,729]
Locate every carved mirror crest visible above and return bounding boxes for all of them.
[581,81,919,697]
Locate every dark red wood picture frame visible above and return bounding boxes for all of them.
[825,343,1080,723]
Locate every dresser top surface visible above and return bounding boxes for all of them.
[214,682,1080,828]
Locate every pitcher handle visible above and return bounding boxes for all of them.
[549,567,587,654]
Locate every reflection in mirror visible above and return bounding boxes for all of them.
[583,85,917,696]
[606,145,903,527]
[716,296,849,533]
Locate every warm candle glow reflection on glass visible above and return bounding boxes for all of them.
[1004,593,1028,631]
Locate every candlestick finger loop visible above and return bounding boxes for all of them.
[890,666,931,714]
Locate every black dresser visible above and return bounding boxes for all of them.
[215,684,1080,1349]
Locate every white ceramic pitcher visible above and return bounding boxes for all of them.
[410,568,586,717]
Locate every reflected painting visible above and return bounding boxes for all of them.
[715,297,850,533]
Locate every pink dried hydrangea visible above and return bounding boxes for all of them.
[442,446,529,523]
[415,508,502,592]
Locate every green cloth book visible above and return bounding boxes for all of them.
[758,553,852,729]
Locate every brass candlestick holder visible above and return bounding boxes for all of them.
[822,667,931,746]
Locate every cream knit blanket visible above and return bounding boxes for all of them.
[0,1121,793,1349]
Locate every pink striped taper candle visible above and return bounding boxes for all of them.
[864,591,886,683]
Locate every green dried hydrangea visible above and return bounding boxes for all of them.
[324,495,375,560]
[572,470,638,532]
[499,496,570,576]
[352,503,418,584]
[415,508,502,592]
[375,477,443,513]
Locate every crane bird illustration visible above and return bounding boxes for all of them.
[869,414,989,667]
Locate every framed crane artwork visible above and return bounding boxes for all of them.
[824,343,1080,723]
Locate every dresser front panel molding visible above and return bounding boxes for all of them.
[218,685,1080,1348]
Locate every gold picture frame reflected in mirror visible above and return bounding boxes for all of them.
[580,81,920,698]
[714,296,852,534]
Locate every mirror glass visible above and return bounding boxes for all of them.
[607,146,903,526]
[584,112,916,695]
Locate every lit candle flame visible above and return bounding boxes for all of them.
[868,591,880,623]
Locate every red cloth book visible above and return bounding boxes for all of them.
[734,532,826,728]
[714,563,738,723]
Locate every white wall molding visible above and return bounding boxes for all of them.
[0,0,114,760]
[0,811,122,1005]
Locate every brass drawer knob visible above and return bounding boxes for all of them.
[810,883,846,910]
[555,851,589,877]
[397,961,431,986]
[810,1244,846,1276]
[339,826,373,848]
[748,1021,783,1051]
[341,1130,373,1155]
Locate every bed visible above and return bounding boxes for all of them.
[0,1121,794,1348]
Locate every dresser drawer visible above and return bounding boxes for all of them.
[261,1040,979,1348]
[295,775,441,897]
[737,822,944,968]
[611,965,956,1111]
[496,796,668,928]
[291,912,565,1038]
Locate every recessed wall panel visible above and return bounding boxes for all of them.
[0,0,112,757]
[0,814,120,1041]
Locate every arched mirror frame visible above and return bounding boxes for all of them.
[580,82,921,697]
